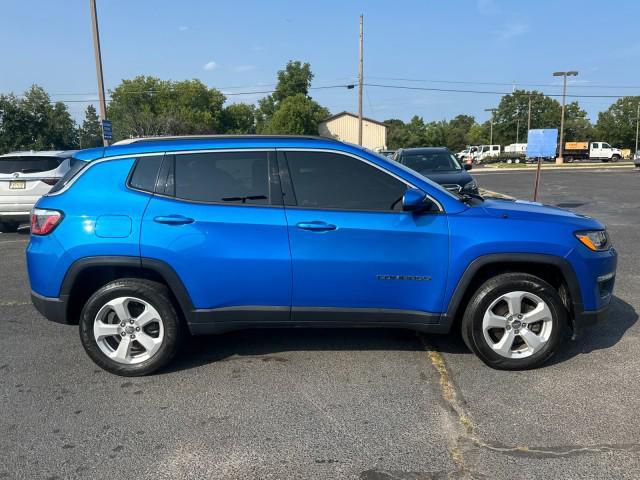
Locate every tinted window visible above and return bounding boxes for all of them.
[174,151,269,204]
[285,151,407,211]
[48,158,89,194]
[129,155,163,193]
[402,152,461,173]
[0,156,62,174]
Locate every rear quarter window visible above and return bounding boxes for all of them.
[47,158,89,194]
[128,156,164,193]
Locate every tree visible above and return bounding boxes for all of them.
[385,118,410,149]
[221,103,256,134]
[273,61,313,102]
[79,105,102,148]
[0,85,77,153]
[257,61,315,132]
[107,76,225,140]
[261,93,329,135]
[491,90,592,145]
[595,96,640,148]
[446,115,476,152]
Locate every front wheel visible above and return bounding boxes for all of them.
[461,273,568,370]
[79,278,182,376]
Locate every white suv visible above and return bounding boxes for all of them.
[0,150,77,231]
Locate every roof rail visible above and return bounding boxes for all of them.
[111,134,339,146]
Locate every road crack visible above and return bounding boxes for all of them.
[419,335,640,473]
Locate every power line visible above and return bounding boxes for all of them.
[363,83,636,99]
[367,75,640,90]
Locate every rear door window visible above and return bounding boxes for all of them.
[0,156,62,174]
[173,151,271,205]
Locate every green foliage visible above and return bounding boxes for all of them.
[595,96,640,148]
[273,61,313,102]
[492,90,591,144]
[261,94,329,135]
[107,76,225,140]
[0,85,77,154]
[79,105,102,148]
[385,114,486,151]
[221,103,256,134]
[256,60,314,131]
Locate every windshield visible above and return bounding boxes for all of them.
[403,151,462,173]
[0,156,62,174]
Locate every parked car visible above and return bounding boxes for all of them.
[376,149,396,159]
[27,136,617,376]
[393,147,479,195]
[634,150,640,169]
[0,150,77,231]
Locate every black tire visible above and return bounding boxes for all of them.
[461,273,567,370]
[611,155,620,163]
[79,278,182,376]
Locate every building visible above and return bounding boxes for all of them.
[318,111,388,151]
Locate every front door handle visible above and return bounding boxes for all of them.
[153,215,195,225]
[296,221,337,232]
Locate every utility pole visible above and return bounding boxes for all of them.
[485,108,497,145]
[635,102,640,156]
[90,0,109,146]
[527,95,532,132]
[553,70,578,164]
[516,118,520,145]
[358,14,364,146]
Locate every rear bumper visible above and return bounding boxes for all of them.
[31,291,69,324]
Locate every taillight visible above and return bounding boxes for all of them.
[31,208,64,235]
[41,178,59,186]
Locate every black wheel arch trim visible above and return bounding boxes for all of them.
[443,253,584,326]
[59,256,195,320]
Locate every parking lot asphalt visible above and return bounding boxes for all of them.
[1,168,639,479]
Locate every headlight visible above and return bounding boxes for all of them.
[463,179,478,192]
[575,230,610,251]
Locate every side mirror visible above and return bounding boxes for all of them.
[402,188,430,212]
[463,163,473,171]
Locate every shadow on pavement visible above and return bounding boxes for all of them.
[548,296,638,365]
[164,327,426,374]
[162,296,636,374]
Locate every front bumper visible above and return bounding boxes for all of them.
[572,302,610,337]
[31,291,69,324]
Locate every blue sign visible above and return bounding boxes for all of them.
[102,119,113,141]
[526,129,558,158]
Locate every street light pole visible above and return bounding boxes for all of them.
[553,70,578,164]
[485,108,497,145]
[635,102,640,156]
[527,94,532,132]
[89,0,108,146]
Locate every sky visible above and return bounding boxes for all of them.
[1,0,640,124]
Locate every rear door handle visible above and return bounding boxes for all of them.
[153,215,194,225]
[296,221,337,232]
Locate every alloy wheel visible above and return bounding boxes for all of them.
[93,296,164,365]
[481,291,553,359]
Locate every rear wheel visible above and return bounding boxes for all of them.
[461,273,567,370]
[79,278,182,376]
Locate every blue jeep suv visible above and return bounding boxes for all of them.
[27,136,617,376]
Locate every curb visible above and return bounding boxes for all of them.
[476,164,636,173]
